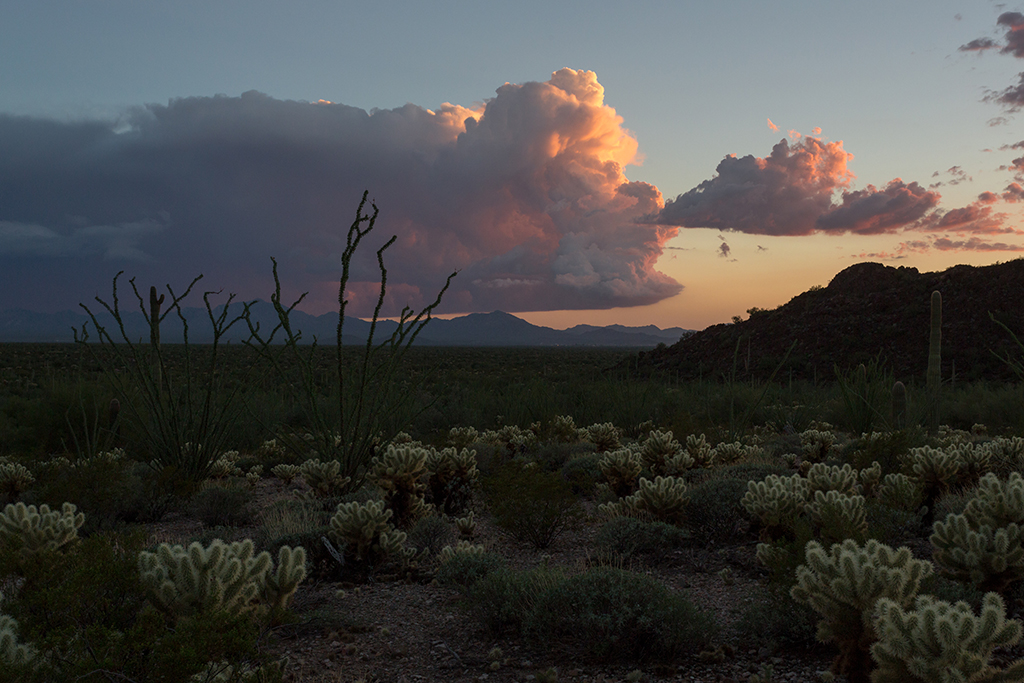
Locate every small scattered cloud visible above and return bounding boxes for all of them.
[767,118,778,132]
[717,240,731,258]
[933,236,1024,251]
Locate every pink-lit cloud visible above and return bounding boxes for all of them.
[933,237,1024,251]
[1003,182,1024,201]
[654,134,939,236]
[767,118,778,132]
[0,69,682,315]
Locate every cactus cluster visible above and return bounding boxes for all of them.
[548,415,580,444]
[0,502,84,559]
[640,430,694,476]
[208,450,243,479]
[585,422,621,453]
[790,539,934,683]
[931,472,1024,593]
[438,540,487,565]
[425,446,478,515]
[599,475,689,526]
[328,499,410,566]
[871,592,1024,683]
[138,538,305,620]
[800,429,836,463]
[598,448,643,497]
[298,458,351,497]
[372,444,430,527]
[270,463,301,484]
[447,426,479,450]
[0,461,34,499]
[685,433,714,468]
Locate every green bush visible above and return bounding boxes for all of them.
[484,463,582,549]
[191,484,254,528]
[593,517,688,562]
[560,453,603,495]
[711,461,791,483]
[685,477,750,546]
[734,586,817,650]
[528,566,717,661]
[436,550,506,589]
[465,564,564,636]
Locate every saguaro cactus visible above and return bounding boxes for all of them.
[927,290,942,433]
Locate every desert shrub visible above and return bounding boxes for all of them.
[534,441,595,472]
[191,484,254,528]
[712,460,791,483]
[560,453,603,495]
[593,516,688,562]
[265,528,336,581]
[734,586,817,650]
[465,564,564,636]
[528,566,717,661]
[257,499,326,543]
[685,477,750,546]
[484,463,582,549]
[865,498,924,546]
[436,548,506,589]
[406,514,454,558]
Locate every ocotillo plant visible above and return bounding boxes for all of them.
[75,273,254,483]
[245,192,456,493]
[927,290,942,433]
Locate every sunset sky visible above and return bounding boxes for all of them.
[3,1,1024,331]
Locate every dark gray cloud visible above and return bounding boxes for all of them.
[0,70,682,315]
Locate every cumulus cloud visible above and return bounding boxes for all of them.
[0,69,682,314]
[653,135,939,236]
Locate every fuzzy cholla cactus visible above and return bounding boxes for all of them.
[871,592,1024,683]
[0,594,33,668]
[208,450,243,479]
[438,540,486,565]
[585,422,621,453]
[0,502,84,559]
[805,463,860,496]
[908,446,961,498]
[548,415,580,443]
[328,500,409,566]
[710,441,762,466]
[270,463,301,484]
[858,461,883,498]
[425,447,478,515]
[952,443,993,489]
[800,429,836,463]
[742,473,809,539]
[599,475,689,526]
[790,539,934,683]
[806,490,868,544]
[685,433,714,468]
[640,430,693,476]
[138,538,304,620]
[454,511,476,538]
[0,461,34,500]
[299,458,350,497]
[598,448,643,498]
[877,473,926,513]
[987,436,1024,477]
[447,426,479,450]
[372,444,430,527]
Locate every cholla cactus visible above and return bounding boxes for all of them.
[987,436,1024,477]
[790,539,934,683]
[328,500,409,566]
[138,539,294,620]
[930,513,1024,594]
[0,502,84,559]
[547,415,580,443]
[871,592,1024,683]
[390,431,415,445]
[640,430,693,476]
[598,448,643,498]
[0,462,34,499]
[877,473,925,512]
[685,433,714,468]
[0,605,33,668]
[806,490,868,544]
[245,465,263,488]
[741,473,809,539]
[261,545,307,614]
[858,461,883,498]
[585,423,621,453]
[950,442,992,489]
[270,463,301,484]
[425,447,478,515]
[208,451,243,479]
[256,439,287,461]
[805,463,860,496]
[299,458,350,497]
[438,540,486,565]
[909,446,961,523]
[710,441,762,466]
[599,475,689,526]
[454,511,476,538]
[963,472,1024,529]
[447,426,479,450]
[800,429,835,463]
[372,444,430,527]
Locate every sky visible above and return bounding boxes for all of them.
[3,1,1024,331]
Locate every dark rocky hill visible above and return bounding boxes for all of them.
[637,259,1024,384]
